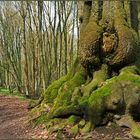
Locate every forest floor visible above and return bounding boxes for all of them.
[0,94,48,139]
[0,94,134,139]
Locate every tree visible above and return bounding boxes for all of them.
[15,1,140,138]
[0,1,77,98]
[0,2,24,93]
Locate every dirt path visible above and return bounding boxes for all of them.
[0,94,133,139]
[0,94,48,139]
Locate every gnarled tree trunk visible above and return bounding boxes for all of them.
[30,1,140,138]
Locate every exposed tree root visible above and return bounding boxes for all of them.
[81,64,109,96]
[29,1,140,137]
[29,64,140,138]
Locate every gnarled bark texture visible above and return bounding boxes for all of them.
[30,1,140,138]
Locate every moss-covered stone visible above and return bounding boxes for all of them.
[80,122,93,134]
[78,119,86,128]
[116,115,140,139]
[47,118,66,133]
[70,125,79,136]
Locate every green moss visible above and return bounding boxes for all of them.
[47,68,86,118]
[86,65,140,125]
[68,115,81,125]
[34,113,47,125]
[78,78,113,125]
[120,65,140,74]
[118,66,140,88]
[78,119,86,128]
[70,125,79,136]
[43,59,80,104]
[80,122,93,134]
[119,74,140,87]
[30,60,86,128]
[87,74,115,115]
[48,124,63,133]
[131,122,140,139]
[46,118,67,133]
[31,64,140,137]
[49,105,82,119]
[43,75,69,104]
[87,86,111,125]
[29,103,49,123]
[79,96,89,113]
[82,64,109,96]
[55,68,85,106]
[46,118,60,129]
